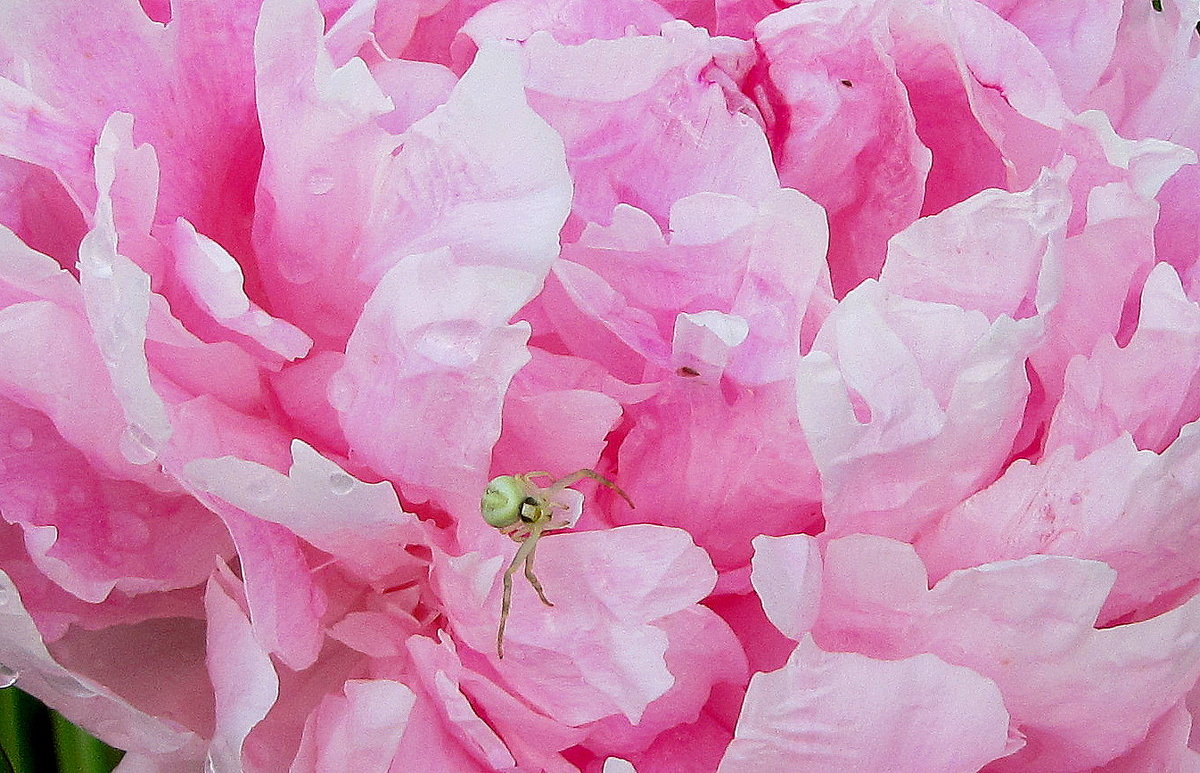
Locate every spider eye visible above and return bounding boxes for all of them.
[481,476,524,528]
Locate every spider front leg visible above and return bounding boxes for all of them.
[547,468,636,510]
[497,521,548,659]
[523,537,553,608]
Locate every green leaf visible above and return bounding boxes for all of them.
[0,688,54,773]
[50,712,123,773]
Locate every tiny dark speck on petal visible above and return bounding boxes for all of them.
[677,366,700,377]
[840,79,853,87]
[1151,0,1162,11]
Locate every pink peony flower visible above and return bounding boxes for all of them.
[1,0,1199,771]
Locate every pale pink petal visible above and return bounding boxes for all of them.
[0,568,205,761]
[252,0,397,345]
[880,169,1069,321]
[580,605,747,756]
[388,687,493,773]
[406,633,582,772]
[0,396,230,603]
[433,524,718,727]
[333,247,533,517]
[369,59,458,135]
[268,352,352,458]
[185,440,425,583]
[550,189,831,387]
[625,707,735,773]
[796,281,1038,540]
[204,571,280,772]
[0,235,158,484]
[0,0,261,247]
[0,157,86,271]
[1096,701,1200,773]
[255,18,571,347]
[48,616,215,748]
[459,0,671,49]
[1044,262,1200,457]
[519,23,777,226]
[491,382,623,486]
[171,218,312,365]
[919,422,1200,626]
[814,535,1200,772]
[718,636,1012,773]
[288,680,415,773]
[749,534,821,641]
[206,505,326,673]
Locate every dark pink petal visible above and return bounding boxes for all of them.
[753,1,931,294]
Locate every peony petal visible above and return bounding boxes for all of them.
[333,247,533,517]
[519,22,777,226]
[185,440,424,583]
[0,568,205,760]
[616,381,822,571]
[797,280,1039,540]
[204,571,280,773]
[814,535,1200,771]
[718,635,1012,773]
[287,680,415,773]
[753,0,931,294]
[433,524,717,726]
[920,421,1200,626]
[749,534,822,641]
[1044,262,1200,457]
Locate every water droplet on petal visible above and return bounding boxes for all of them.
[46,672,94,698]
[278,254,318,285]
[327,372,355,412]
[9,426,33,450]
[0,585,9,606]
[245,474,280,502]
[108,510,151,549]
[329,472,355,496]
[0,664,18,688]
[120,425,158,465]
[305,170,336,196]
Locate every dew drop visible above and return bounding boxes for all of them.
[329,472,356,496]
[244,474,280,502]
[109,510,152,549]
[305,171,335,196]
[326,373,355,412]
[9,426,33,450]
[278,255,319,284]
[46,672,94,698]
[0,585,9,605]
[120,425,159,465]
[0,664,18,688]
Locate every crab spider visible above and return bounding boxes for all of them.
[481,469,635,658]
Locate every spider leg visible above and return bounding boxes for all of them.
[497,523,544,659]
[523,533,553,608]
[549,469,636,509]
